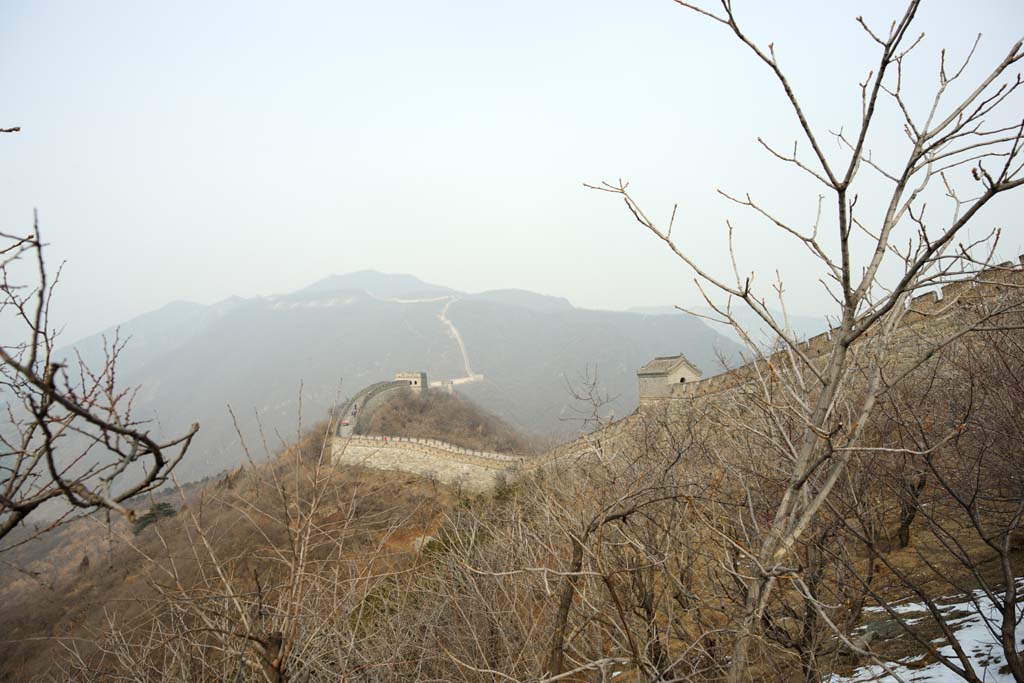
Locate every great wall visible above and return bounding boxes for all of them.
[333,435,524,491]
[331,371,530,491]
[332,259,1024,491]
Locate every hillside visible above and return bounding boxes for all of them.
[55,271,743,482]
[3,278,1023,682]
[0,424,459,681]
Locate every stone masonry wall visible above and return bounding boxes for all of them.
[331,435,522,492]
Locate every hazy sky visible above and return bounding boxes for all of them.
[2,0,1022,342]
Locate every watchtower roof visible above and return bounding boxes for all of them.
[637,354,701,377]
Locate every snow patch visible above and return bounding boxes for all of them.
[832,579,1023,683]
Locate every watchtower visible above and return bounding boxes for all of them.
[394,371,428,394]
[637,354,702,401]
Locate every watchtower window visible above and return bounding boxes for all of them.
[679,377,686,384]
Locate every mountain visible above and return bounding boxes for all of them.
[451,300,737,431]
[299,271,456,300]
[628,304,828,348]
[467,289,573,313]
[55,273,743,481]
[69,298,246,377]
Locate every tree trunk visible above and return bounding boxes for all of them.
[545,537,585,677]
[726,579,766,683]
[897,473,926,549]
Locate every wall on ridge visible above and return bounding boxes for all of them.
[332,265,1024,489]
[334,380,409,436]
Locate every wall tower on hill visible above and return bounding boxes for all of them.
[637,354,702,402]
[395,371,428,394]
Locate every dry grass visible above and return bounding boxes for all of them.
[2,322,1022,682]
[0,421,459,682]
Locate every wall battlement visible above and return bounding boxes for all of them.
[331,373,526,489]
[337,434,523,465]
[331,434,524,491]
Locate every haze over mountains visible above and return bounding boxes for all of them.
[628,305,828,348]
[63,272,745,481]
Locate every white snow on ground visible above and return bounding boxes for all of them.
[832,578,1023,683]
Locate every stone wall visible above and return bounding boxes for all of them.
[638,375,669,400]
[336,373,437,435]
[394,371,428,392]
[331,435,522,492]
[332,380,412,435]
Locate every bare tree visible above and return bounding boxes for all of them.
[829,315,1024,683]
[590,2,1024,680]
[0,218,198,544]
[57,410,457,683]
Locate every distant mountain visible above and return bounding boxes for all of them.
[70,298,247,377]
[627,306,684,316]
[55,272,743,481]
[467,289,573,313]
[451,301,738,433]
[300,271,456,300]
[628,304,828,349]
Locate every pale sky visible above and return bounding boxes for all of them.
[2,0,1022,343]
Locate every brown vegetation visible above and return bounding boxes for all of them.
[3,3,1023,682]
[584,1,1024,680]
[0,302,1021,682]
[0,421,458,681]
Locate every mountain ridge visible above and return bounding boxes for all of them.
[55,271,744,482]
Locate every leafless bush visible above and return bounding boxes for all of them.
[829,312,1024,683]
[590,2,1024,679]
[1,218,197,546]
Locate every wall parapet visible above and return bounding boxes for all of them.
[334,434,525,467]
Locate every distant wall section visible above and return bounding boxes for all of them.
[335,372,431,436]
